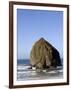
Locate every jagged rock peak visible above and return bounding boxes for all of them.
[37,37,46,42]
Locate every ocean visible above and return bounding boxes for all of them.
[17,59,30,65]
[17,59,63,81]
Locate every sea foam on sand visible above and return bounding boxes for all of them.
[17,64,63,81]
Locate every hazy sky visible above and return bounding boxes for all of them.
[17,9,63,59]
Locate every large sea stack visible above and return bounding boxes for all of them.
[30,38,62,70]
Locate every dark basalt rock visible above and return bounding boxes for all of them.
[30,38,62,70]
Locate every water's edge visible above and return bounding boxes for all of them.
[17,63,63,81]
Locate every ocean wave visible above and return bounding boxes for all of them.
[17,65,63,81]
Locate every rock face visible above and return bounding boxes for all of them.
[30,38,62,70]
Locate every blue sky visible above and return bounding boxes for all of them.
[17,9,63,59]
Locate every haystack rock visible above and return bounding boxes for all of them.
[30,38,62,70]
